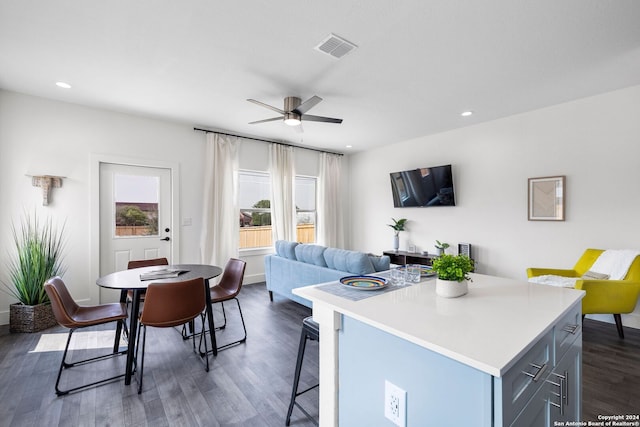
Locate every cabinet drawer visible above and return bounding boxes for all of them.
[497,330,553,427]
[554,304,581,363]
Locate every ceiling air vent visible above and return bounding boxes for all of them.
[314,33,357,59]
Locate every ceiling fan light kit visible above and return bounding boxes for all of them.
[247,95,343,131]
[283,113,301,126]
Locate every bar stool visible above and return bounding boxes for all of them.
[286,316,320,426]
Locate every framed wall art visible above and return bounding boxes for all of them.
[528,176,565,221]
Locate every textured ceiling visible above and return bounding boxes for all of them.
[1,1,640,153]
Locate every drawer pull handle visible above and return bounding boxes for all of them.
[547,372,567,415]
[522,362,547,382]
[562,324,579,334]
[546,379,561,388]
[563,370,569,406]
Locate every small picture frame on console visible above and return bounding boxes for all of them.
[458,243,472,259]
[528,176,565,221]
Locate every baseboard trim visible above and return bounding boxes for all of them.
[244,273,266,285]
[586,312,640,330]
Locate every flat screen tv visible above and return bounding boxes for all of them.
[390,164,455,207]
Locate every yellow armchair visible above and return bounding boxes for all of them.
[527,248,640,338]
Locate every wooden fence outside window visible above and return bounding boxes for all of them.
[239,224,315,249]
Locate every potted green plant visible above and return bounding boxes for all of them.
[434,240,450,255]
[431,254,474,298]
[387,218,407,251]
[2,212,66,333]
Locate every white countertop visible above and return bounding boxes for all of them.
[293,273,585,377]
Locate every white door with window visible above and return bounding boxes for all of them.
[99,163,173,302]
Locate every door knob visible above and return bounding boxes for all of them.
[160,237,170,241]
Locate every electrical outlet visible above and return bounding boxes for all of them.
[384,380,406,427]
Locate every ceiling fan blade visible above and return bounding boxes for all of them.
[301,114,343,124]
[247,99,285,115]
[294,96,323,114]
[249,117,282,125]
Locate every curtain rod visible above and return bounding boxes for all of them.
[193,127,344,156]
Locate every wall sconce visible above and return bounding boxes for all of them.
[28,175,65,206]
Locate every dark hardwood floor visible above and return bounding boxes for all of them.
[0,283,317,427]
[0,283,638,426]
[581,317,640,421]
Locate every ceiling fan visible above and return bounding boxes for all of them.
[247,96,343,132]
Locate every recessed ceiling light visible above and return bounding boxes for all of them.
[461,111,473,117]
[346,145,353,148]
[55,82,71,89]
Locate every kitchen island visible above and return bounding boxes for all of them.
[293,273,585,426]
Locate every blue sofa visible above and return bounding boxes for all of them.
[264,240,391,307]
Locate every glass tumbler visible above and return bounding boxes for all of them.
[392,266,406,286]
[407,264,421,283]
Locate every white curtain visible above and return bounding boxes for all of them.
[317,152,344,248]
[200,133,239,267]
[269,144,296,242]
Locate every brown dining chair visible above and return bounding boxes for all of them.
[44,276,129,395]
[125,257,169,329]
[126,257,169,302]
[127,257,169,270]
[200,258,247,353]
[135,277,209,394]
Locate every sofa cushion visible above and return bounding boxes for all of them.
[368,254,390,272]
[275,240,298,260]
[324,248,375,275]
[295,244,328,267]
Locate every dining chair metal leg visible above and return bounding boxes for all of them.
[199,297,247,354]
[215,298,246,351]
[54,321,128,396]
[181,303,226,341]
[136,316,209,394]
[137,324,148,394]
[219,301,228,329]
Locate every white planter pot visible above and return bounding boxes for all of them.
[435,278,468,298]
[393,234,399,251]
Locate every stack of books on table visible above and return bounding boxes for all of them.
[140,268,188,281]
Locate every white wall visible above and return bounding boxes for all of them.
[6,85,636,328]
[0,90,335,324]
[0,90,208,324]
[348,85,640,329]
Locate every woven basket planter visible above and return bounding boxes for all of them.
[10,302,58,333]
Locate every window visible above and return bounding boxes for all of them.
[114,174,159,237]
[238,170,317,249]
[239,171,272,249]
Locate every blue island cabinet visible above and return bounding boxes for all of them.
[292,273,584,427]
[339,306,581,427]
[339,316,494,426]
